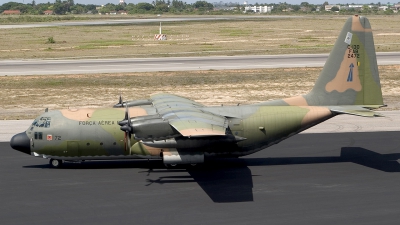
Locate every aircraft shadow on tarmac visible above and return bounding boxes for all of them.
[245,147,400,173]
[23,147,400,203]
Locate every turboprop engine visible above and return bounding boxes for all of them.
[119,115,180,141]
[113,95,152,108]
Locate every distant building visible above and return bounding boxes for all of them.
[325,5,341,11]
[2,10,21,15]
[43,10,54,15]
[379,6,389,10]
[118,10,127,15]
[119,0,125,4]
[348,5,363,10]
[244,6,273,13]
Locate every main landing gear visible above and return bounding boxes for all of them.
[164,163,198,168]
[49,159,63,168]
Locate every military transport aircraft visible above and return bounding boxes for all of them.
[11,15,385,168]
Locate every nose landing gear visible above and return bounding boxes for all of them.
[49,159,63,168]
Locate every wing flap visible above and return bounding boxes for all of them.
[169,120,226,137]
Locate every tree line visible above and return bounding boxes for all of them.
[0,1,397,15]
[0,0,214,15]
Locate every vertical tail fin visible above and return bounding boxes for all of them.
[305,15,384,107]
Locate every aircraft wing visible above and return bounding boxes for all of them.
[151,93,205,108]
[150,93,228,137]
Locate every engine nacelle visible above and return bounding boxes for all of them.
[162,149,204,164]
[131,118,179,140]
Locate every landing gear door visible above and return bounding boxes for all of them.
[30,138,34,149]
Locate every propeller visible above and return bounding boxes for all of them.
[120,105,133,152]
[113,94,125,108]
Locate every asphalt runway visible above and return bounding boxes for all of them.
[1,52,399,76]
[1,131,400,225]
[0,16,301,29]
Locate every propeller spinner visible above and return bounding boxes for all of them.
[119,106,133,152]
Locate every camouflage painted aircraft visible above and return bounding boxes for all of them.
[11,15,384,168]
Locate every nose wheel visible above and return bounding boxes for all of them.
[49,159,63,168]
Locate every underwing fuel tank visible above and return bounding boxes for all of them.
[142,135,246,149]
[163,149,204,164]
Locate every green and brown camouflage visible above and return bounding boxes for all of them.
[10,15,385,167]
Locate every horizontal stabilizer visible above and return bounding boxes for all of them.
[329,106,384,117]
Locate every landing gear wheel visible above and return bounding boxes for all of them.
[164,164,177,168]
[49,159,63,168]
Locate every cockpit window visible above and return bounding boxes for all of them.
[34,132,43,140]
[32,117,51,128]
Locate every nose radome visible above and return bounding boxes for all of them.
[10,132,31,155]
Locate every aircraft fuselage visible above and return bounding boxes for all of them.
[11,105,334,162]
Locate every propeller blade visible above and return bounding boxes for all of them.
[113,94,124,108]
[127,105,132,127]
[127,132,131,153]
[124,131,127,152]
[124,105,133,152]
[119,105,134,152]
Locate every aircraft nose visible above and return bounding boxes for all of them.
[10,132,31,155]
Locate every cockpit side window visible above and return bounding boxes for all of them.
[32,117,51,128]
[30,119,38,131]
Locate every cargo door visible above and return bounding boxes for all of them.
[67,141,81,157]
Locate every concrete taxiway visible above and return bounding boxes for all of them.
[1,52,399,76]
[1,131,400,225]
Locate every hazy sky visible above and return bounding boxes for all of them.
[0,0,386,5]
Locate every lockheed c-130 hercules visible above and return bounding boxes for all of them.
[11,15,385,168]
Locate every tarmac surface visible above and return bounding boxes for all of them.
[1,52,399,76]
[1,131,400,225]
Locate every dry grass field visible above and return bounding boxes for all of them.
[1,15,400,59]
[0,65,399,120]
